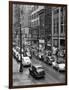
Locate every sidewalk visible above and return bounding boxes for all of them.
[13,58,33,86]
[13,58,20,73]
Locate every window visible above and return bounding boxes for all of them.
[54,9,59,14]
[61,7,64,34]
[60,39,65,47]
[53,39,58,47]
[61,24,64,33]
[61,15,63,24]
[53,16,59,34]
[61,7,64,15]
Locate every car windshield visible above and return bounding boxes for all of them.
[57,60,65,64]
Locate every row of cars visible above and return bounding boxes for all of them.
[13,46,45,79]
[13,46,31,66]
[34,51,65,72]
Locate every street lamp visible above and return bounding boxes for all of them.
[19,6,23,72]
[19,23,23,72]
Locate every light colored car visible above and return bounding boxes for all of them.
[22,56,31,66]
[38,52,44,60]
[52,56,58,69]
[16,46,20,52]
[52,60,65,72]
[52,61,58,69]
[13,48,17,57]
[26,52,32,58]
[57,61,65,72]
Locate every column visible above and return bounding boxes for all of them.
[58,7,61,49]
[52,8,53,53]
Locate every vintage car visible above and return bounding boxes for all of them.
[45,55,55,65]
[13,47,20,62]
[22,56,31,66]
[44,52,54,64]
[57,60,65,72]
[26,51,32,59]
[29,64,45,79]
[52,60,65,72]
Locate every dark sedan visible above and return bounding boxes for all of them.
[29,64,45,79]
[44,55,55,65]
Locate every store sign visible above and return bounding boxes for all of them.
[39,40,45,43]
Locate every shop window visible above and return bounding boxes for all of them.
[60,39,65,47]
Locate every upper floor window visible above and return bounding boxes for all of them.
[60,7,65,34]
[53,16,59,35]
[54,9,59,14]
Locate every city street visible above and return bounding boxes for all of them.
[12,4,66,87]
[13,56,65,86]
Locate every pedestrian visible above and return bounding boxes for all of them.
[19,62,23,72]
[55,48,59,58]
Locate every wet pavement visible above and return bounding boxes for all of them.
[13,56,65,86]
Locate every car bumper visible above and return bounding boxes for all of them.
[58,68,65,72]
[35,74,45,79]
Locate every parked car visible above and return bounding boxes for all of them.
[44,52,53,64]
[38,52,44,61]
[52,61,58,70]
[29,64,45,79]
[57,60,65,72]
[22,56,31,66]
[13,47,19,58]
[58,50,65,57]
[45,55,55,65]
[15,46,20,52]
[26,51,32,59]
[15,46,24,54]
[45,56,51,65]
[52,60,65,72]
[13,47,17,57]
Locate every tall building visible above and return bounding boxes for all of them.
[13,4,31,46]
[13,4,21,46]
[20,5,31,44]
[30,5,44,45]
[52,7,66,50]
[30,5,52,50]
[44,6,52,50]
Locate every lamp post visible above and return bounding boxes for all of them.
[19,23,23,72]
[19,6,23,72]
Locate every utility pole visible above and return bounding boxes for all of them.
[19,6,23,72]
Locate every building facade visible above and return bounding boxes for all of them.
[13,4,21,46]
[30,5,52,50]
[52,7,66,50]
[44,6,52,50]
[13,4,31,47]
[30,5,44,45]
[20,5,31,45]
